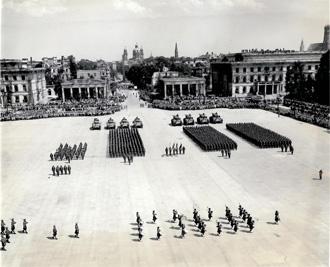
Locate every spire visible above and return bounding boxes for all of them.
[175,42,178,58]
[300,39,305,52]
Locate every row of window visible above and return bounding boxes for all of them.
[235,65,319,73]
[3,75,26,81]
[5,84,27,92]
[7,95,28,103]
[234,74,283,83]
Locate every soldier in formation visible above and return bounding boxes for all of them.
[1,234,6,250]
[1,220,5,234]
[52,165,71,176]
[10,218,16,234]
[22,219,28,234]
[152,211,157,223]
[217,221,222,236]
[165,144,185,157]
[319,169,323,180]
[5,227,10,243]
[156,227,161,240]
[172,209,178,223]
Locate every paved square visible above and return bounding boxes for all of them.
[1,91,329,266]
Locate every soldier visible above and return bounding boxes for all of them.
[64,165,68,175]
[178,214,183,228]
[138,230,143,241]
[201,224,206,236]
[22,219,28,234]
[169,147,172,156]
[157,226,161,240]
[50,153,54,161]
[280,144,284,152]
[123,154,126,163]
[208,208,213,221]
[59,165,64,175]
[68,165,71,175]
[1,234,6,250]
[284,144,288,152]
[242,211,246,222]
[165,147,168,156]
[5,227,10,243]
[172,209,178,223]
[193,208,198,221]
[179,144,182,154]
[249,220,255,232]
[52,165,56,176]
[81,152,85,160]
[275,211,280,224]
[131,155,134,163]
[56,166,60,176]
[128,155,131,165]
[224,149,228,157]
[319,169,323,180]
[74,223,79,238]
[181,225,186,238]
[53,225,57,240]
[68,155,71,163]
[228,150,231,159]
[238,205,243,217]
[182,146,185,155]
[152,210,157,223]
[221,150,224,157]
[233,221,238,233]
[217,222,222,235]
[289,144,294,155]
[10,218,16,234]
[136,212,141,224]
[1,220,5,234]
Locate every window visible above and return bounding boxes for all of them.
[14,85,19,92]
[13,75,17,81]
[272,67,276,71]
[22,75,25,80]
[48,89,52,95]
[279,74,282,81]
[6,85,10,92]
[250,67,254,72]
[315,65,319,70]
[258,67,261,72]
[236,68,239,73]
[235,87,239,94]
[264,66,269,71]
[243,76,246,83]
[272,74,276,81]
[235,77,239,83]
[5,75,9,81]
[250,76,254,82]
[23,96,28,103]
[308,65,312,70]
[258,75,261,81]
[243,86,246,93]
[15,96,19,103]
[243,68,246,73]
[280,66,283,71]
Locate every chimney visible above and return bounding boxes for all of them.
[323,25,330,50]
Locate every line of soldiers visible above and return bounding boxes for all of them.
[165,143,186,156]
[1,219,28,251]
[52,223,79,240]
[51,165,71,176]
[135,212,162,241]
[238,205,255,232]
[280,143,294,154]
[123,154,134,165]
[220,149,232,158]
[172,210,186,238]
[50,142,88,162]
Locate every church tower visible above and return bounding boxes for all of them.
[299,39,305,52]
[175,42,178,58]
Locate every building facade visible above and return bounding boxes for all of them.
[42,56,71,81]
[211,51,324,99]
[1,59,47,106]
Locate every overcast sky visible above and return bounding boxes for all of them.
[1,0,329,61]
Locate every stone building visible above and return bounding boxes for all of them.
[0,59,47,106]
[42,56,71,81]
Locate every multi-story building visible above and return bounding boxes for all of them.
[1,59,48,106]
[211,25,329,99]
[42,56,71,81]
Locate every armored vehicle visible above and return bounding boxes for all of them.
[132,117,143,128]
[197,113,209,124]
[171,114,183,126]
[209,112,223,124]
[120,117,130,128]
[105,117,116,129]
[91,118,101,130]
[183,114,195,125]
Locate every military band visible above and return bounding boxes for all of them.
[52,165,71,176]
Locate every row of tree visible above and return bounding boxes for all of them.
[285,51,329,105]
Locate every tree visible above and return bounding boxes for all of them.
[315,50,329,105]
[234,53,244,62]
[285,62,305,100]
[77,59,97,70]
[68,55,77,79]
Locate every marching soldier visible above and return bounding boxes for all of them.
[280,144,284,152]
[221,150,224,157]
[138,228,143,241]
[68,165,71,175]
[123,154,126,163]
[1,220,5,234]
[289,144,294,154]
[169,147,172,156]
[1,234,6,250]
[238,205,242,217]
[165,147,168,156]
[182,146,185,155]
[208,208,213,221]
[50,153,54,161]
[10,219,16,234]
[64,165,68,175]
[217,222,222,235]
[172,209,178,223]
[157,227,161,240]
[74,223,79,238]
[275,211,280,224]
[53,225,58,240]
[22,219,28,234]
[224,149,228,157]
[52,165,56,176]
[56,166,60,176]
[233,221,238,233]
[193,208,198,221]
[319,169,323,180]
[59,165,64,175]
[178,214,183,228]
[228,150,231,159]
[152,210,157,223]
[5,227,10,243]
[201,225,206,236]
[181,225,186,238]
[249,220,255,232]
[128,155,131,165]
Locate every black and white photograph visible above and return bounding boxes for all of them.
[1,0,329,266]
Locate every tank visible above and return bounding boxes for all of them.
[132,117,143,128]
[120,117,129,128]
[105,117,116,129]
[209,112,223,124]
[197,113,209,124]
[183,114,195,125]
[171,114,182,126]
[91,118,101,130]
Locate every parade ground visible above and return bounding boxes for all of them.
[1,90,329,267]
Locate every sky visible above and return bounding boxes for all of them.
[1,0,329,61]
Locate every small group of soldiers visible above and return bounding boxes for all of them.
[220,149,232,159]
[52,223,79,240]
[123,154,134,165]
[50,142,88,162]
[165,143,185,156]
[135,212,162,241]
[280,143,294,154]
[51,165,71,176]
[193,209,208,236]
[238,205,254,232]
[1,219,28,251]
[225,206,239,233]
[172,210,186,238]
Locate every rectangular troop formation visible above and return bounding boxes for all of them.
[51,142,87,161]
[226,123,291,148]
[183,126,237,151]
[108,128,145,158]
